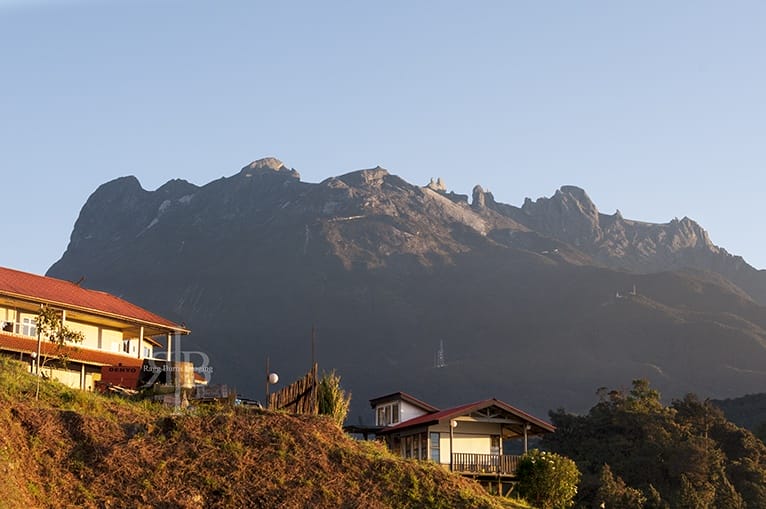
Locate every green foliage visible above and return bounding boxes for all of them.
[545,379,766,508]
[595,464,646,509]
[35,305,85,369]
[317,370,351,426]
[644,484,669,509]
[515,449,580,509]
[36,305,85,346]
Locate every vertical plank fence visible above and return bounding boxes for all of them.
[268,363,318,414]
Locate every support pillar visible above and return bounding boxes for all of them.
[524,424,529,453]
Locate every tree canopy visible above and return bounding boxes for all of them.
[544,380,766,508]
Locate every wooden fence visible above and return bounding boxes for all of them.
[268,363,318,414]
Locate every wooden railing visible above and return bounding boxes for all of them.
[451,453,521,476]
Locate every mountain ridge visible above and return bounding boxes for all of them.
[47,158,766,420]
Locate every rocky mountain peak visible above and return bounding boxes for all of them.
[517,185,601,245]
[554,186,599,219]
[240,157,300,179]
[336,167,390,188]
[425,177,447,192]
[471,185,498,209]
[45,158,766,426]
[472,185,486,208]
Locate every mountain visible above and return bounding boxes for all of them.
[47,158,766,422]
[477,185,766,303]
[713,393,766,434]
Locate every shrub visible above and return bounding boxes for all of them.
[515,449,580,509]
[317,370,351,426]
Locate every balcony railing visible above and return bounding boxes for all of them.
[451,453,521,476]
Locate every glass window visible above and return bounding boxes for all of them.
[419,432,428,460]
[491,435,501,455]
[430,432,440,462]
[376,403,400,426]
[376,407,385,426]
[21,317,36,337]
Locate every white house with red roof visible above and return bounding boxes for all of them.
[0,266,191,391]
[369,392,555,484]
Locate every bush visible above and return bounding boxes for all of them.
[515,449,580,509]
[317,370,351,426]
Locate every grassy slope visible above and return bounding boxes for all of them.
[0,359,530,509]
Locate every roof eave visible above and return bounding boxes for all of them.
[0,290,190,335]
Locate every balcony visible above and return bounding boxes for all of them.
[451,453,521,477]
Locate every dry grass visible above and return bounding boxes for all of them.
[0,358,530,509]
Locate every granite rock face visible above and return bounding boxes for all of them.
[485,185,763,302]
[47,159,766,421]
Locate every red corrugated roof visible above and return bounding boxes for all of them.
[0,266,187,332]
[378,398,555,434]
[0,332,145,367]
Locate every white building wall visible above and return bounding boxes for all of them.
[67,321,100,349]
[140,339,155,358]
[401,400,430,422]
[102,329,124,353]
[0,306,16,325]
[429,420,503,465]
[45,365,82,388]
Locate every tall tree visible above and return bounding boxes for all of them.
[545,380,766,508]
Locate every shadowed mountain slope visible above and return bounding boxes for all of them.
[47,159,766,421]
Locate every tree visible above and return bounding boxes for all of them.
[644,484,669,509]
[545,379,766,508]
[595,464,646,509]
[317,370,351,426]
[677,473,714,509]
[34,304,85,398]
[515,449,580,509]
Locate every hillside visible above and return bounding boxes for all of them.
[0,358,522,509]
[713,393,766,439]
[46,158,766,421]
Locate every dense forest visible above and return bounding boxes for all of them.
[544,380,766,509]
[713,393,766,443]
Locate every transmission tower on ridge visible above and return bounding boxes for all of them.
[434,340,447,368]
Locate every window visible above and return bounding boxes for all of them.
[491,435,501,455]
[143,346,152,358]
[375,402,401,426]
[418,432,428,460]
[21,317,36,337]
[430,432,440,462]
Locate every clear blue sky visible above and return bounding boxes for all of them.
[2,1,765,274]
